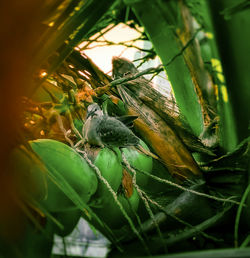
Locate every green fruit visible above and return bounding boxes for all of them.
[89,147,123,208]
[92,188,140,229]
[86,141,151,229]
[52,209,81,237]
[30,139,98,212]
[121,140,153,187]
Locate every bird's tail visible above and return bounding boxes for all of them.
[136,145,160,160]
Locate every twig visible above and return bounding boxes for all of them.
[79,23,116,51]
[85,39,153,53]
[54,112,74,147]
[95,28,202,96]
[65,110,83,139]
[137,168,243,206]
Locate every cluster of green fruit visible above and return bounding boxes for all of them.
[12,138,153,239]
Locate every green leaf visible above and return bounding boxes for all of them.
[128,0,204,136]
[208,0,250,148]
[40,0,116,75]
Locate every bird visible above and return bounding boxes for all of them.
[112,56,138,79]
[83,103,159,159]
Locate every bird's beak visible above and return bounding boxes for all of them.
[86,110,95,119]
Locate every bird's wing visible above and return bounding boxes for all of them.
[116,115,138,128]
[97,116,139,147]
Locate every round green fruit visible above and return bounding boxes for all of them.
[29,139,98,212]
[92,187,140,229]
[88,147,123,208]
[52,209,81,237]
[121,140,153,187]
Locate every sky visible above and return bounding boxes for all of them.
[80,23,144,75]
[79,23,172,96]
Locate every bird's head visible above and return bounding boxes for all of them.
[112,56,138,79]
[86,103,103,118]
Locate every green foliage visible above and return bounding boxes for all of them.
[208,0,250,146]
[184,0,209,29]
[10,147,48,202]
[34,0,116,75]
[126,0,205,136]
[10,0,250,256]
[221,0,250,20]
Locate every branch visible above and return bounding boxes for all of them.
[85,39,153,53]
[95,64,163,96]
[79,23,116,51]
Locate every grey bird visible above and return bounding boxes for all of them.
[83,103,159,159]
